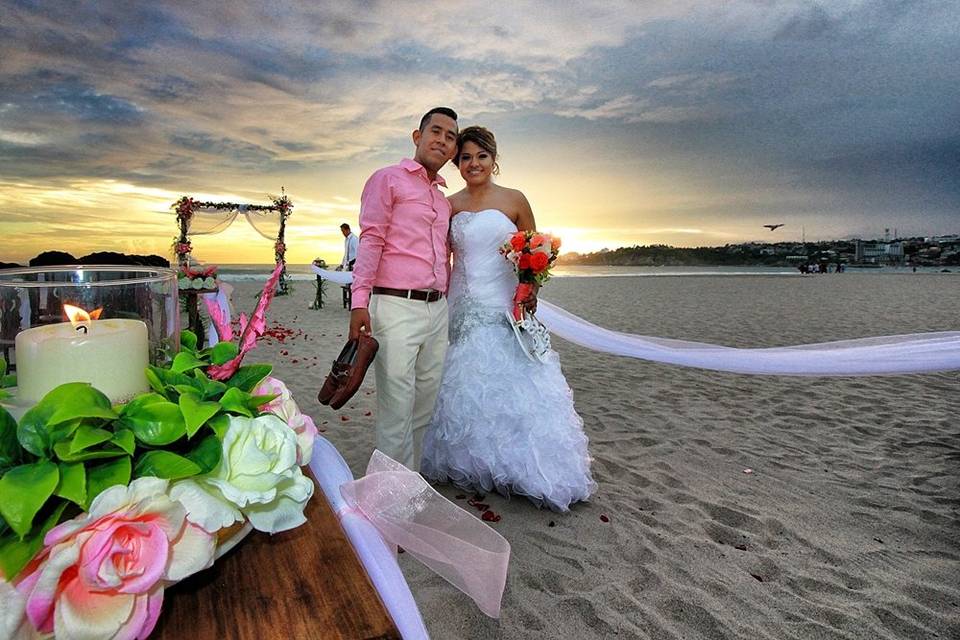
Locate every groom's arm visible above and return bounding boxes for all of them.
[350,170,392,338]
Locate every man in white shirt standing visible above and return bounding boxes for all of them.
[338,223,359,271]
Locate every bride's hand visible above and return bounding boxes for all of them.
[521,283,539,314]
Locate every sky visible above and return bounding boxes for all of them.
[1,0,958,265]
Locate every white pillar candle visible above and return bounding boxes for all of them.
[15,319,150,404]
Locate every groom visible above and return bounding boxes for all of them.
[349,107,459,470]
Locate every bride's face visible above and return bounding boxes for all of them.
[458,141,495,186]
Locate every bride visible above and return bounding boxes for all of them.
[421,126,596,512]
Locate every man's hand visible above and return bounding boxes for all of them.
[349,308,372,340]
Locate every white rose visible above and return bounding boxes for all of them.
[170,415,315,534]
[254,376,318,464]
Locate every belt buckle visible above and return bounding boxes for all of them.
[406,289,414,300]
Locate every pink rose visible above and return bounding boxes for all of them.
[255,376,318,464]
[15,478,215,640]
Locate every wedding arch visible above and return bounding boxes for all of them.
[171,191,293,295]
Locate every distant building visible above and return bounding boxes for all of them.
[855,240,904,265]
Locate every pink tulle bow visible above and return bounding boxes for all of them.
[339,451,511,618]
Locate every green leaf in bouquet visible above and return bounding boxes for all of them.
[225,364,272,392]
[180,329,199,352]
[207,414,231,440]
[55,461,86,507]
[18,384,117,457]
[120,398,187,446]
[68,424,114,454]
[52,441,128,463]
[179,392,221,438]
[85,457,131,509]
[1,374,15,388]
[209,341,239,365]
[0,460,59,537]
[133,450,201,480]
[145,367,166,394]
[0,501,68,581]
[194,369,227,399]
[0,408,23,473]
[148,367,198,392]
[247,393,278,410]
[46,418,83,448]
[173,383,204,398]
[111,429,136,456]
[184,434,222,474]
[218,387,254,417]
[171,351,207,374]
[0,356,5,377]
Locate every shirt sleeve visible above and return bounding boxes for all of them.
[350,170,392,308]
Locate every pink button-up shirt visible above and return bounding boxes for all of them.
[350,158,452,309]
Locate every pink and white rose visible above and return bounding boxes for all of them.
[12,478,215,640]
[255,376,318,464]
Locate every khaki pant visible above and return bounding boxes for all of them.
[369,294,448,470]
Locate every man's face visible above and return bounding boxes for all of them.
[412,114,458,173]
[341,227,350,238]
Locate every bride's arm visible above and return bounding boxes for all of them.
[514,192,540,313]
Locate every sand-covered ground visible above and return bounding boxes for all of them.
[227,272,959,640]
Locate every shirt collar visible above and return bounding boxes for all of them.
[400,158,447,188]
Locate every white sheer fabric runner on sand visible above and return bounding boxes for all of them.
[302,270,960,375]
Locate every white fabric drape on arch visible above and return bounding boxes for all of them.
[189,206,282,241]
[307,271,960,376]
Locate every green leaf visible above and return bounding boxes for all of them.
[86,457,131,508]
[18,383,117,456]
[68,425,114,454]
[46,418,83,448]
[171,351,206,374]
[180,330,199,352]
[0,501,68,580]
[120,399,187,446]
[52,441,128,463]
[225,364,272,392]
[179,392,221,438]
[0,356,5,377]
[1,374,15,389]
[55,461,86,507]
[195,369,227,399]
[0,409,22,473]
[111,429,136,456]
[43,383,117,425]
[134,450,202,480]
[173,383,203,397]
[208,414,231,440]
[218,387,253,417]
[0,461,59,537]
[145,367,166,394]
[209,341,239,365]
[248,393,277,410]
[184,434,222,474]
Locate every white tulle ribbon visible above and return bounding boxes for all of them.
[339,451,511,619]
[310,265,354,286]
[536,300,960,376]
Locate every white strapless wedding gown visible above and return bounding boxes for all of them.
[421,209,596,511]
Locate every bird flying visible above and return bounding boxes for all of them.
[764,224,785,231]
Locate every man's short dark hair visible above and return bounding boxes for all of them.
[419,107,458,132]
[340,223,350,230]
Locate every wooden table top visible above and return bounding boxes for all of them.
[153,473,401,640]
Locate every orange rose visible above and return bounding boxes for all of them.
[551,236,562,251]
[529,234,546,249]
[530,251,549,272]
[510,232,526,252]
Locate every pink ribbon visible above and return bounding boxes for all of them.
[340,451,511,618]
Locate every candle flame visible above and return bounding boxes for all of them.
[64,304,103,331]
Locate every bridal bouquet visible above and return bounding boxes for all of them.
[0,265,318,640]
[500,230,561,321]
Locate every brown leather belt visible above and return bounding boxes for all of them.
[373,286,444,302]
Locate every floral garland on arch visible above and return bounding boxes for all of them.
[171,191,293,295]
[0,265,317,639]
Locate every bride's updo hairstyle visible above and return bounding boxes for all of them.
[456,126,500,175]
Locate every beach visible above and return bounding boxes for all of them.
[227,272,959,639]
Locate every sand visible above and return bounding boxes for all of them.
[225,272,959,640]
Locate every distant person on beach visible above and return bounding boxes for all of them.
[349,107,459,470]
[337,223,359,271]
[420,125,595,511]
